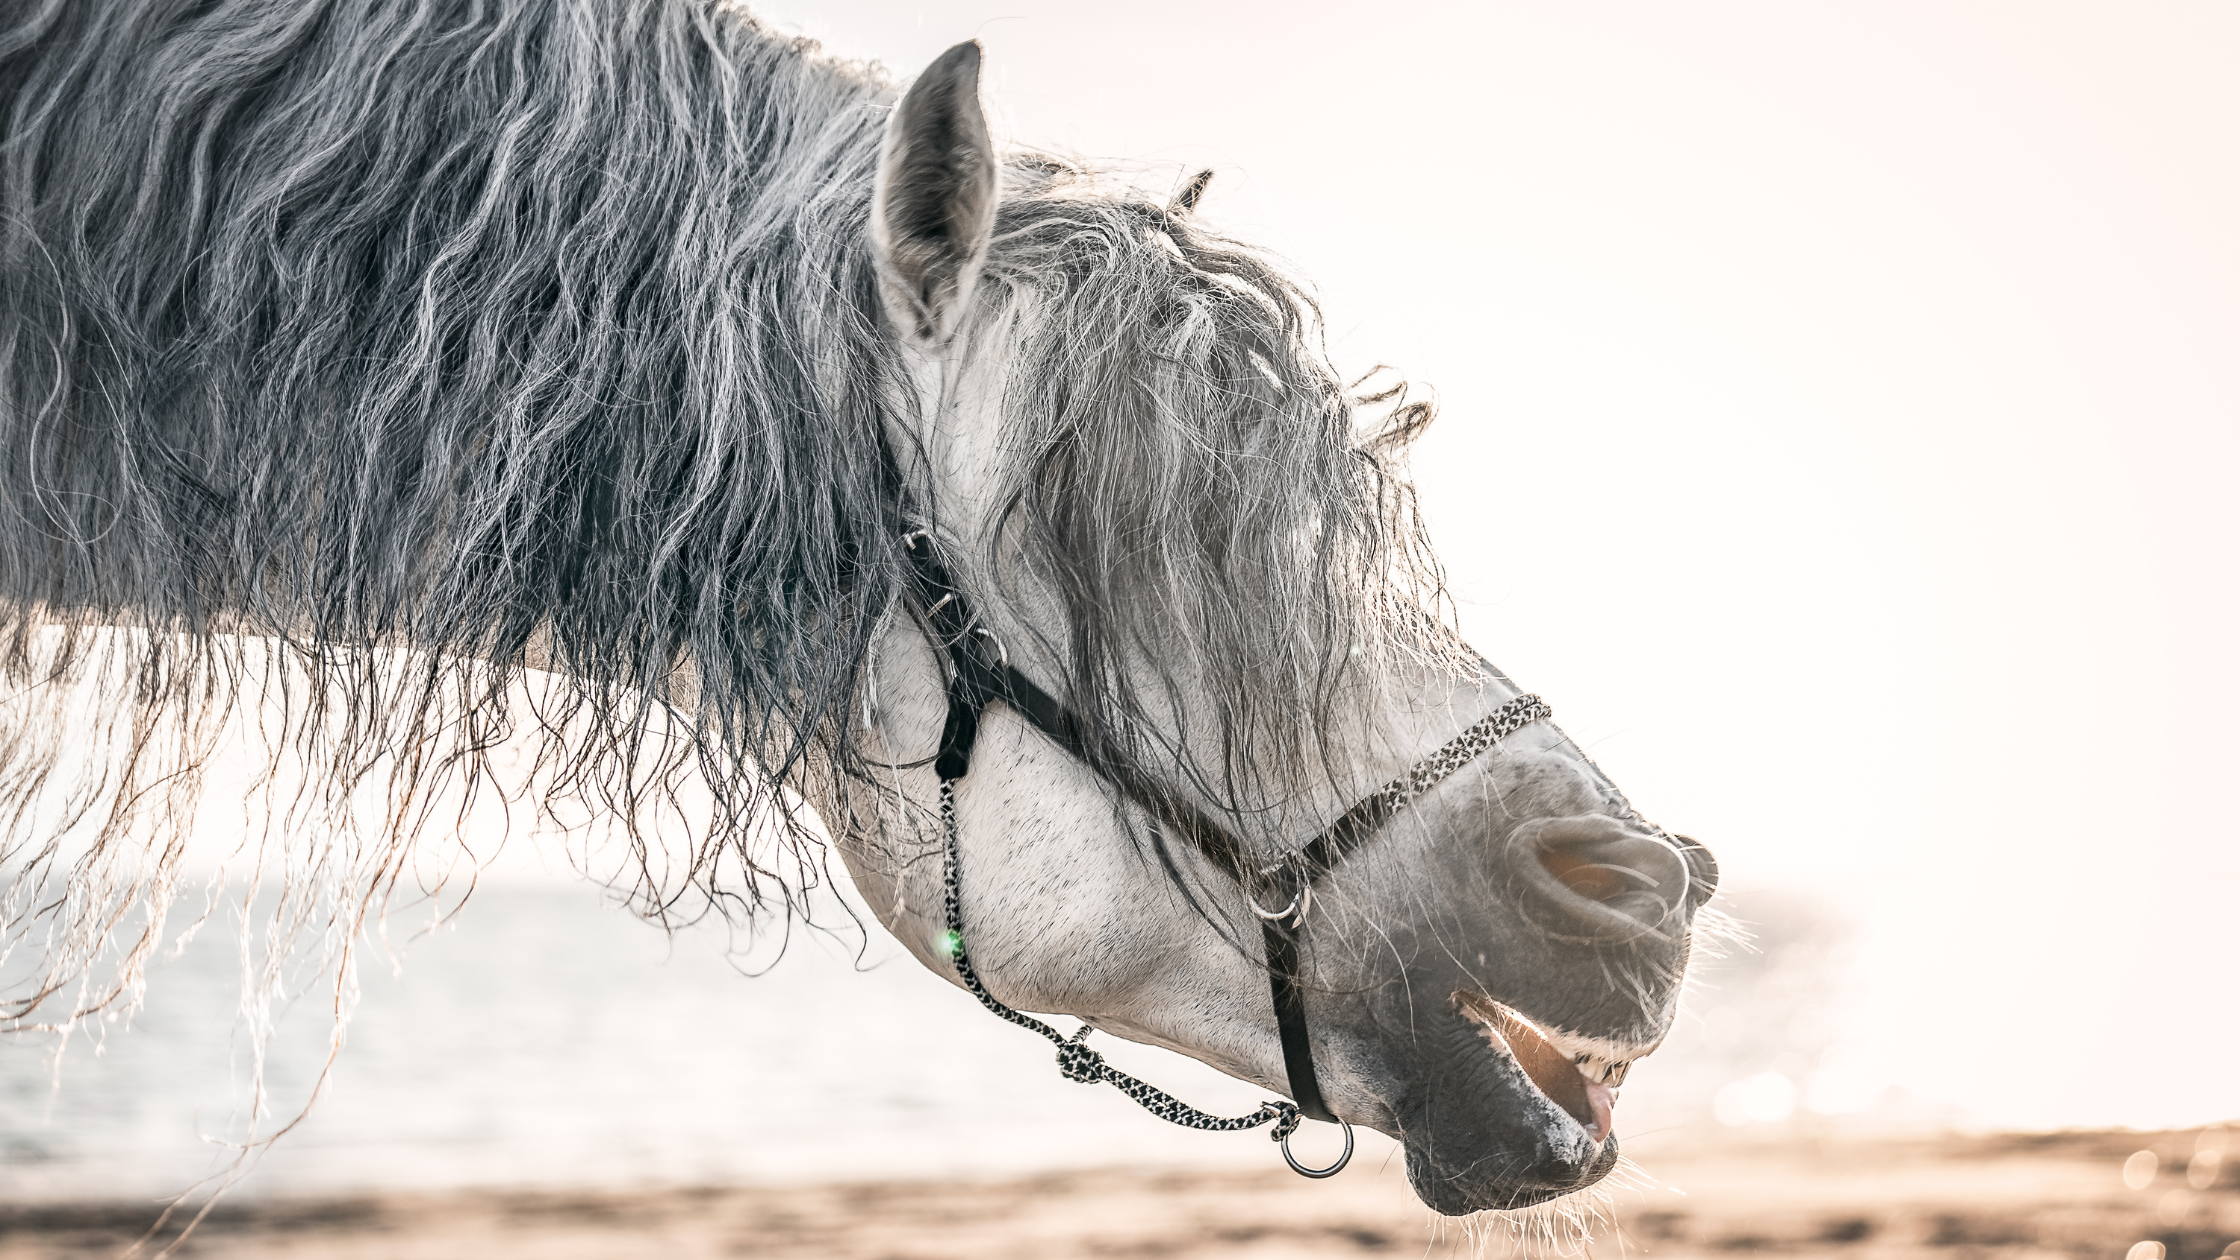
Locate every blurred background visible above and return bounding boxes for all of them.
[3,1,2235,1253]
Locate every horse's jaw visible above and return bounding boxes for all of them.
[1305,975,1653,1215]
[1456,991,1619,1144]
[1391,997,1628,1215]
[1321,962,1654,1215]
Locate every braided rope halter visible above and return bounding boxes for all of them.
[904,530,1553,1178]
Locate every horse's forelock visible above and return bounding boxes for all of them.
[973,173,1454,830]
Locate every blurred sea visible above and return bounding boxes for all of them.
[0,880,1910,1203]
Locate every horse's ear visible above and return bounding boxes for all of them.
[1170,168,1214,216]
[872,40,998,347]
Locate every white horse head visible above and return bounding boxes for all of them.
[823,42,1718,1214]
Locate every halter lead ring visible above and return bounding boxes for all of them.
[1282,1120,1355,1178]
[902,528,1552,1181]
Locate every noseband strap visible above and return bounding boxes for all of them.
[899,531,1551,1175]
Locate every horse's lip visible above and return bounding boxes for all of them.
[1454,990,1615,1144]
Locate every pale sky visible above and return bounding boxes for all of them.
[738,1,2240,1128]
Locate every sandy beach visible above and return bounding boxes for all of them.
[4,1126,2233,1260]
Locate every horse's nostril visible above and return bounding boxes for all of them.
[1540,851,1658,904]
[1513,816,1690,935]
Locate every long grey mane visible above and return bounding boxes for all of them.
[0,0,1445,1053]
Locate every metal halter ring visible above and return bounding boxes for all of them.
[971,625,1008,668]
[1281,1119,1354,1178]
[1247,883,1310,925]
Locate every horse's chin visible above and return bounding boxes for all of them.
[1405,1136,1621,1216]
[1394,995,1626,1215]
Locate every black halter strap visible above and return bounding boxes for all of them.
[898,531,1551,1163]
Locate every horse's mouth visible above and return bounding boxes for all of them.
[1394,989,1627,1215]
[1454,990,1617,1144]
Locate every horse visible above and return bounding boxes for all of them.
[0,0,1719,1218]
